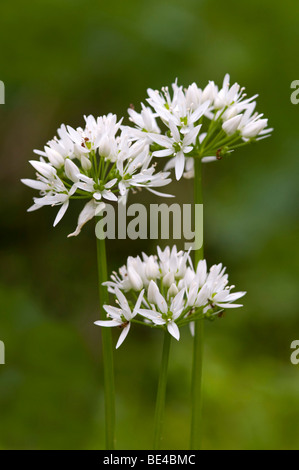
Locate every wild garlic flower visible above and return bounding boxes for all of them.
[95,288,145,349]
[22,114,171,236]
[96,246,246,347]
[124,75,272,180]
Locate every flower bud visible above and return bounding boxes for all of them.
[45,147,64,168]
[167,283,178,299]
[98,135,111,158]
[145,257,160,280]
[196,259,207,287]
[222,114,242,135]
[187,280,198,306]
[127,265,143,291]
[201,156,217,163]
[81,155,92,171]
[147,280,160,304]
[162,272,175,287]
[65,159,80,182]
[202,81,217,102]
[222,106,238,120]
[195,284,209,307]
[29,160,56,179]
[147,280,167,314]
[185,83,202,108]
[241,119,268,138]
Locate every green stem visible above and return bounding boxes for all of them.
[96,217,115,450]
[153,331,172,450]
[190,158,204,450]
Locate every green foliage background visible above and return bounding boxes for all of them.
[0,0,299,449]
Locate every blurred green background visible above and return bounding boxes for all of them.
[1,0,299,450]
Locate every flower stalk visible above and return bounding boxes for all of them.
[153,331,172,450]
[190,157,204,450]
[96,217,115,450]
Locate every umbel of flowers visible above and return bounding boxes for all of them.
[95,246,246,348]
[125,74,272,180]
[21,114,171,236]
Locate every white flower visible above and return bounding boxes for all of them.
[100,246,245,347]
[21,161,77,226]
[34,146,65,169]
[241,120,268,138]
[104,246,189,294]
[139,281,185,341]
[94,288,144,349]
[214,74,246,110]
[203,263,246,310]
[33,125,75,166]
[231,102,272,140]
[157,245,189,279]
[23,114,172,236]
[66,113,123,156]
[75,174,118,201]
[146,83,182,123]
[141,81,213,180]
[150,121,201,180]
[141,76,272,176]
[117,147,172,196]
[128,103,161,136]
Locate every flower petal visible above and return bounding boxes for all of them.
[138,308,165,325]
[167,321,180,341]
[175,152,185,180]
[102,190,118,202]
[133,289,145,316]
[216,302,243,308]
[146,188,175,198]
[21,179,48,191]
[152,149,173,157]
[94,320,120,327]
[67,199,97,237]
[116,323,131,349]
[53,200,69,227]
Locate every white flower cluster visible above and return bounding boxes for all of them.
[95,246,245,348]
[22,76,272,233]
[125,74,272,180]
[22,114,172,236]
